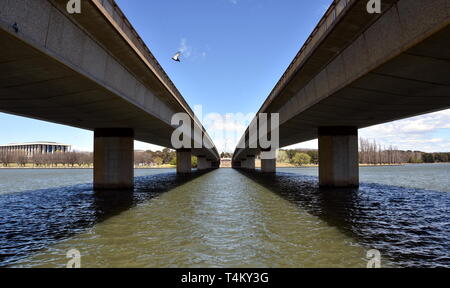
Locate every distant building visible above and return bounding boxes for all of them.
[220,158,232,168]
[0,142,71,156]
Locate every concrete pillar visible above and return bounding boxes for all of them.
[94,128,134,190]
[261,158,276,173]
[241,159,247,169]
[247,155,255,170]
[177,149,192,174]
[319,127,359,188]
[197,156,208,170]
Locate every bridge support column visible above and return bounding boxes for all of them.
[94,128,134,190]
[247,155,255,170]
[241,159,247,169]
[197,156,208,170]
[261,158,276,173]
[319,127,359,188]
[177,149,192,174]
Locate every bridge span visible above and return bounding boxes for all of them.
[0,0,220,189]
[233,0,450,187]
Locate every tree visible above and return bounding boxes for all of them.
[65,152,79,167]
[306,150,319,164]
[154,157,163,166]
[277,150,289,163]
[31,153,46,167]
[15,152,28,167]
[292,153,311,166]
[0,151,14,167]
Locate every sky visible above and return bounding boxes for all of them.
[0,0,449,153]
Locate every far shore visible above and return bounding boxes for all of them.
[0,164,176,169]
[2,163,447,170]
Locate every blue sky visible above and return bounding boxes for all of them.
[0,0,449,153]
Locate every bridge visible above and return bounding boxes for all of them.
[0,0,220,189]
[233,0,450,187]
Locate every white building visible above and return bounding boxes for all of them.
[0,142,71,156]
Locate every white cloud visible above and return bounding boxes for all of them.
[178,38,192,58]
[199,112,255,152]
[134,141,165,152]
[177,38,208,61]
[359,109,450,152]
[285,109,450,152]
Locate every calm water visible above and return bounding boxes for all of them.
[0,165,449,268]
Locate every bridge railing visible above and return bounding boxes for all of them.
[263,0,353,109]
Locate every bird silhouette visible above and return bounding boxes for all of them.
[172,52,181,62]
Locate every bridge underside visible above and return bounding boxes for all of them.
[234,0,450,187]
[0,0,219,189]
[0,28,175,150]
[280,27,450,147]
[280,23,450,148]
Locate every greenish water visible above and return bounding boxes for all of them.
[1,164,449,268]
[281,163,450,193]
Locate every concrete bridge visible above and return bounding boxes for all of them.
[0,0,220,189]
[233,0,450,187]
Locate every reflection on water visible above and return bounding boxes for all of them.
[0,165,449,268]
[241,170,450,268]
[280,163,450,193]
[0,170,201,267]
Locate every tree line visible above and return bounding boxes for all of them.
[0,150,93,167]
[220,152,233,158]
[135,148,199,168]
[134,148,177,167]
[277,149,318,166]
[359,138,450,164]
[277,138,450,166]
[0,147,201,168]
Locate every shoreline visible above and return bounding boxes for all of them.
[1,163,448,170]
[0,166,176,170]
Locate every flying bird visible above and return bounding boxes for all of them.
[172,51,181,62]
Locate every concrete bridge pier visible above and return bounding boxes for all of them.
[197,156,208,170]
[247,155,256,171]
[318,127,359,188]
[177,149,192,174]
[94,128,134,190]
[261,158,276,173]
[241,159,247,169]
